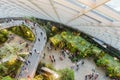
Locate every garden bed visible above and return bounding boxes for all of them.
[50,31,120,79]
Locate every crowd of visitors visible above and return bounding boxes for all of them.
[49,55,56,63]
[85,72,99,80]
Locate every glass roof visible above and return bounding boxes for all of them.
[91,10,116,22]
[0,0,120,51]
[66,0,89,9]
[106,0,120,12]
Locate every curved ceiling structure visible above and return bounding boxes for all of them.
[0,0,120,50]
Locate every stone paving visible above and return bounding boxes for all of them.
[41,42,111,80]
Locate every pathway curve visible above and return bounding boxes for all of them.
[0,19,47,79]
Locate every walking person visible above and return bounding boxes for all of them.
[52,55,56,62]
[63,52,66,58]
[24,67,28,73]
[34,49,36,53]
[22,22,24,25]
[28,60,30,64]
[51,59,53,63]
[81,60,84,65]
[85,75,87,80]
[61,49,65,58]
[40,32,43,35]
[49,55,53,63]
[43,53,46,59]
[52,55,54,59]
[27,75,32,80]
[94,73,99,79]
[38,38,40,41]
[25,61,28,65]
[33,22,36,26]
[76,64,79,71]
[44,37,46,40]
[53,59,56,62]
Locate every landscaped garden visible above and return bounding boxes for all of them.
[8,25,35,41]
[0,24,35,79]
[0,59,22,80]
[49,30,120,79]
[0,18,120,80]
[0,25,35,44]
[33,18,120,79]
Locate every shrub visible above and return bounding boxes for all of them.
[59,68,74,80]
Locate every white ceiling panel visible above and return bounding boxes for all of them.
[0,0,120,50]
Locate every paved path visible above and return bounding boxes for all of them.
[41,43,111,80]
[0,19,47,79]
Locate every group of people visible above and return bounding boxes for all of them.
[19,51,33,76]
[5,18,14,23]
[59,48,69,61]
[76,60,84,71]
[70,60,84,71]
[85,73,99,80]
[49,55,56,63]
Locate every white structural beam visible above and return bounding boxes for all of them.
[78,0,110,8]
[96,5,120,21]
[66,0,110,24]
[54,0,83,12]
[28,0,56,21]
[49,0,61,22]
[79,0,120,21]
[9,0,49,19]
[17,0,51,19]
[69,22,120,27]
[54,0,111,25]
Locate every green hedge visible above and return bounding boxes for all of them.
[58,68,74,80]
[8,25,35,42]
[0,60,22,79]
[0,29,9,44]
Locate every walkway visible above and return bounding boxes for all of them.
[41,42,111,80]
[0,19,47,79]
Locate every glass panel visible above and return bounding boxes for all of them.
[91,10,116,22]
[65,0,89,9]
[106,0,120,12]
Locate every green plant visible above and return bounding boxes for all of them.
[34,74,43,80]
[96,58,109,67]
[58,68,74,80]
[71,57,77,62]
[2,76,14,80]
[45,64,55,71]
[0,59,22,78]
[48,25,120,79]
[0,29,9,44]
[8,25,35,41]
